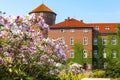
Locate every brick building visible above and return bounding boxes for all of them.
[30,4,119,69]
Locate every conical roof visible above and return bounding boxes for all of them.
[29,4,56,14]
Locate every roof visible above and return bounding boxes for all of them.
[50,17,119,33]
[89,23,118,33]
[51,17,92,28]
[29,4,56,14]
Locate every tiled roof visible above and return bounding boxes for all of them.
[51,17,92,28]
[89,23,118,33]
[51,17,119,33]
[30,4,55,14]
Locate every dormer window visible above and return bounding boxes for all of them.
[95,26,99,30]
[105,26,110,30]
[60,29,65,33]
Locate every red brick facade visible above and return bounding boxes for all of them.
[49,17,118,59]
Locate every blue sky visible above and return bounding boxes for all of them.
[0,0,120,23]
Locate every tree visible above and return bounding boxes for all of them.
[97,36,104,69]
[0,14,67,80]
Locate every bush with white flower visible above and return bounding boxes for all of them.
[0,14,67,80]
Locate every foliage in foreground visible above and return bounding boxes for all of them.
[0,14,67,80]
[58,72,89,80]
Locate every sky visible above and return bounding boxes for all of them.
[0,0,120,23]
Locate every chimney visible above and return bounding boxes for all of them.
[68,17,70,20]
[80,20,83,22]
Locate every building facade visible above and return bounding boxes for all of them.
[49,17,120,69]
[30,3,120,69]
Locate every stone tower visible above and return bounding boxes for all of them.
[29,4,56,26]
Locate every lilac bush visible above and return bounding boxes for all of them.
[0,14,67,79]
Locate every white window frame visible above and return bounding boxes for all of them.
[70,37,74,45]
[103,62,107,69]
[60,29,65,33]
[70,50,74,58]
[83,50,87,58]
[83,28,88,33]
[111,37,116,45]
[93,38,97,45]
[102,38,107,45]
[103,50,106,58]
[95,26,99,30]
[112,50,116,58]
[83,37,88,45]
[60,38,65,44]
[93,50,97,58]
[105,26,110,30]
[70,29,75,33]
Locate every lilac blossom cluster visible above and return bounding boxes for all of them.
[0,14,67,75]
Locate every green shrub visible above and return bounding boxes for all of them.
[92,70,106,78]
[58,72,89,80]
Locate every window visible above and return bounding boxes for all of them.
[112,50,116,58]
[103,62,107,69]
[83,37,88,45]
[105,26,110,30]
[102,38,107,45]
[93,50,97,58]
[111,37,116,45]
[83,28,88,32]
[60,29,65,33]
[70,50,74,58]
[83,50,87,58]
[103,50,106,58]
[60,38,65,44]
[95,26,99,30]
[40,13,43,16]
[70,29,75,32]
[93,38,97,45]
[70,37,74,45]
